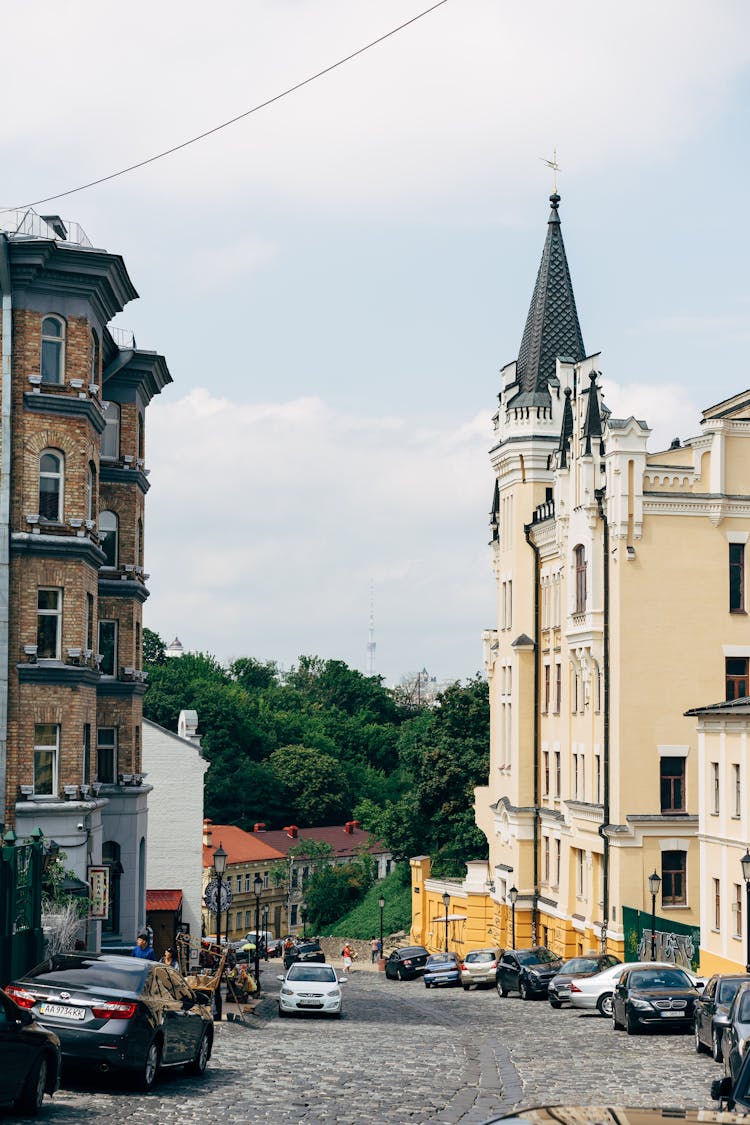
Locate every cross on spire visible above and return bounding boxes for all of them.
[540,148,560,194]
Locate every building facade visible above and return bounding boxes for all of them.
[0,209,171,954]
[201,821,286,943]
[449,193,750,964]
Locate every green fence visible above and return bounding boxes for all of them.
[622,904,700,971]
[0,829,44,985]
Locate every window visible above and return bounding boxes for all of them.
[730,543,745,613]
[85,593,94,652]
[244,874,251,893]
[39,451,63,521]
[662,850,686,906]
[83,723,91,787]
[543,836,550,883]
[735,884,743,939]
[572,753,579,799]
[41,316,64,383]
[91,329,100,381]
[37,588,62,658]
[574,545,587,614]
[712,762,720,815]
[734,764,741,818]
[554,839,561,887]
[543,664,550,713]
[138,413,144,460]
[554,662,561,713]
[99,511,118,568]
[542,750,550,797]
[714,878,721,931]
[576,849,585,897]
[263,870,269,890]
[554,751,561,798]
[595,754,602,804]
[245,911,251,929]
[96,727,117,784]
[86,462,96,523]
[34,723,59,795]
[290,904,298,926]
[101,401,120,460]
[726,657,749,701]
[660,757,686,814]
[98,620,117,676]
[137,518,143,566]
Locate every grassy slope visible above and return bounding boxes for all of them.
[318,868,412,939]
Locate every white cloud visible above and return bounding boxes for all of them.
[602,379,702,453]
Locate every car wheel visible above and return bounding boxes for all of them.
[497,981,509,997]
[549,998,562,1009]
[463,984,470,991]
[397,968,404,981]
[424,981,431,989]
[713,1028,724,1063]
[137,1039,161,1092]
[331,1010,342,1019]
[16,1055,47,1116]
[185,1030,212,1076]
[597,992,614,1018]
[278,1005,288,1018]
[694,1019,706,1053]
[519,979,530,1001]
[626,1009,641,1035]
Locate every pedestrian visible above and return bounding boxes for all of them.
[161,946,181,973]
[342,941,355,974]
[132,930,156,960]
[370,936,379,964]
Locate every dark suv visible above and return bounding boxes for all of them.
[496,947,562,1000]
[284,942,325,969]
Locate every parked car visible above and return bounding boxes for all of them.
[266,939,283,958]
[611,964,700,1034]
[721,981,750,1083]
[6,953,213,1092]
[694,973,750,1061]
[496,947,562,1000]
[460,949,503,990]
[283,941,325,969]
[569,959,680,1018]
[384,946,430,981]
[277,963,345,1019]
[423,952,461,988]
[548,953,621,1009]
[0,986,61,1116]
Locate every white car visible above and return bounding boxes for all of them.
[277,962,345,1018]
[569,960,703,1018]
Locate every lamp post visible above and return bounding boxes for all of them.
[253,873,263,995]
[378,894,385,969]
[301,900,308,940]
[262,904,269,960]
[441,890,450,953]
[213,842,227,947]
[648,869,661,961]
[741,851,750,973]
[509,886,518,948]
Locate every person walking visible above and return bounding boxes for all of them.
[132,930,156,960]
[370,936,379,964]
[342,941,355,975]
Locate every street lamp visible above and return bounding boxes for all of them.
[741,851,750,972]
[509,886,518,949]
[441,891,450,953]
[253,872,263,995]
[301,900,308,940]
[262,904,269,960]
[213,842,227,947]
[378,894,385,969]
[648,869,661,961]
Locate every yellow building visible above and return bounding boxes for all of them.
[434,191,750,965]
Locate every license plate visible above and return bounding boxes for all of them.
[298,1001,323,1008]
[661,1010,683,1017]
[40,1003,86,1020]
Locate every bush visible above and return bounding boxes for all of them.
[317,866,411,938]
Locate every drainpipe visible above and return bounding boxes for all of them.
[0,236,11,832]
[524,520,540,945]
[595,488,610,951]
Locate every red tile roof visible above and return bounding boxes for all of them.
[146,889,183,912]
[202,825,286,869]
[254,824,388,860]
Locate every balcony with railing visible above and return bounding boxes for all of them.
[0,208,92,248]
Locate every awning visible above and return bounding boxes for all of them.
[432,913,468,923]
[146,889,183,912]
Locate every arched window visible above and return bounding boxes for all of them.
[574,545,587,614]
[41,316,65,384]
[91,329,100,381]
[86,462,96,522]
[99,510,118,568]
[101,401,120,460]
[39,450,64,521]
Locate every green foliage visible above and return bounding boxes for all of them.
[316,866,412,938]
[143,627,166,666]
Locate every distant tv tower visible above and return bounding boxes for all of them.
[366,580,376,676]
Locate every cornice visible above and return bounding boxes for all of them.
[97,679,147,698]
[24,390,106,434]
[11,532,106,569]
[17,662,100,688]
[99,463,150,494]
[9,240,138,323]
[642,494,750,525]
[98,577,150,604]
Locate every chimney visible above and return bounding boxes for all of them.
[202,819,213,847]
[351,819,361,831]
[344,821,353,835]
[253,822,267,833]
[284,825,298,839]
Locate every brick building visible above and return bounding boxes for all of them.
[0,209,171,951]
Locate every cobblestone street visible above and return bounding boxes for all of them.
[5,967,721,1124]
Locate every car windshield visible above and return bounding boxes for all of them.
[287,965,336,983]
[466,951,495,963]
[629,969,691,990]
[23,954,151,993]
[719,979,745,1004]
[517,948,558,965]
[427,954,456,966]
[560,958,598,974]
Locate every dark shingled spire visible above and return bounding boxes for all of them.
[558,387,574,467]
[513,194,585,406]
[489,479,500,543]
[583,372,604,456]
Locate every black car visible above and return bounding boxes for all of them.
[283,941,325,970]
[0,987,61,1116]
[7,953,213,1092]
[720,981,750,1082]
[611,964,700,1034]
[548,953,621,1008]
[496,947,563,1000]
[385,946,429,981]
[694,973,750,1061]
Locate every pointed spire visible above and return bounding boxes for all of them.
[489,479,500,542]
[513,194,585,405]
[558,388,574,467]
[583,372,604,456]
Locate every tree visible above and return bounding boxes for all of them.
[143,627,166,666]
[268,745,351,826]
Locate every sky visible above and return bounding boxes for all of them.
[2,0,750,685]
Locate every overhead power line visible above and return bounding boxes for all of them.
[2,0,449,214]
